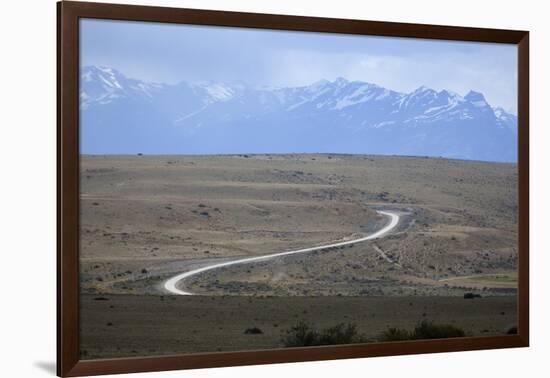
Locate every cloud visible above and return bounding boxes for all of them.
[81,19,517,114]
[263,47,517,113]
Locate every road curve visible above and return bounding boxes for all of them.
[164,210,400,295]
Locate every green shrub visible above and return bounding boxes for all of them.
[379,320,465,342]
[281,321,319,347]
[319,323,360,345]
[282,321,363,347]
[413,320,465,339]
[506,326,517,335]
[244,327,263,335]
[379,327,412,341]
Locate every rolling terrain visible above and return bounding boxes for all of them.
[79,154,518,358]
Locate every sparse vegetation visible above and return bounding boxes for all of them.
[281,321,364,347]
[379,327,411,341]
[244,327,263,335]
[464,292,482,299]
[379,320,466,341]
[79,154,517,358]
[81,154,517,297]
[81,294,515,359]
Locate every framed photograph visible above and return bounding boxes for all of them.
[57,1,529,376]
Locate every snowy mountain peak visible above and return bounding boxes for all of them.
[465,90,486,102]
[493,107,508,119]
[413,85,434,94]
[82,66,123,87]
[306,79,330,93]
[492,106,517,133]
[79,66,517,162]
[334,77,349,86]
[464,91,490,110]
[438,89,460,99]
[80,66,128,109]
[202,83,236,102]
[80,65,167,109]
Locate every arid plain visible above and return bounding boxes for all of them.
[79,154,518,359]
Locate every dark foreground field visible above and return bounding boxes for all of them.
[80,294,517,359]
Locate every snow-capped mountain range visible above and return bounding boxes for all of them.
[80,66,517,162]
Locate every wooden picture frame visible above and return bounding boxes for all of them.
[57,1,529,376]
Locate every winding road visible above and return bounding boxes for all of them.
[164,210,400,295]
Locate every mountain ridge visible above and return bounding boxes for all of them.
[80,65,517,162]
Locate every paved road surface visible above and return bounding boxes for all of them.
[164,210,400,295]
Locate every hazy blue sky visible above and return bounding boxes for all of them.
[80,18,518,113]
